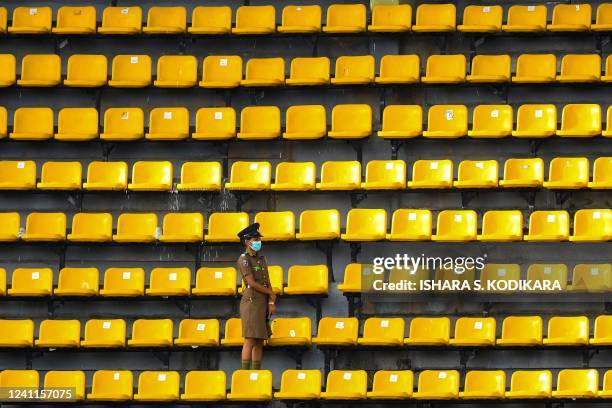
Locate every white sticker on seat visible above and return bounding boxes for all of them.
[163,112,172,120]
[197,323,206,331]
[121,8,129,14]
[250,163,258,170]
[438,372,447,379]
[483,6,490,12]
[343,372,352,380]
[547,214,556,222]
[130,56,139,64]
[527,6,535,11]
[592,268,599,276]
[490,109,499,118]
[168,273,177,281]
[31,272,39,280]
[380,319,389,328]
[297,372,306,380]
[534,109,543,118]
[389,374,398,382]
[30,8,38,15]
[103,321,111,329]
[445,110,454,120]
[296,7,302,11]
[17,162,25,169]
[157,373,166,381]
[121,112,129,120]
[408,212,417,221]
[385,162,394,170]
[593,211,601,219]
[430,162,439,169]
[114,372,120,380]
[498,268,506,277]
[290,330,296,337]
[335,321,345,329]
[220,58,228,67]
[544,267,551,274]
[214,111,223,120]
[474,321,483,329]
[475,162,484,169]
[250,372,259,381]
[214,271,223,279]
[123,272,131,280]
[454,214,462,222]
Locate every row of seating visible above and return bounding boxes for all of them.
[3,53,612,89]
[2,314,612,349]
[2,157,611,193]
[0,209,609,243]
[1,4,611,35]
[2,104,611,141]
[1,368,611,401]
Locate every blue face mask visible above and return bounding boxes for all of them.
[250,240,262,252]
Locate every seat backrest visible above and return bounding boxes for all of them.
[317,317,358,340]
[470,55,510,78]
[326,4,366,28]
[560,104,601,132]
[0,161,36,186]
[453,317,496,342]
[372,370,413,394]
[571,264,612,291]
[365,160,406,184]
[12,267,53,292]
[573,209,611,236]
[416,3,456,27]
[180,162,222,188]
[103,268,145,294]
[12,6,52,30]
[230,161,271,184]
[481,210,523,236]
[412,160,453,183]
[86,162,128,187]
[299,209,340,235]
[472,104,513,131]
[57,267,99,292]
[593,157,612,183]
[147,6,186,29]
[235,5,275,30]
[84,319,126,345]
[111,55,151,82]
[426,55,465,77]
[290,57,330,80]
[320,161,361,184]
[274,162,316,186]
[207,212,249,238]
[515,104,557,131]
[58,107,99,135]
[132,319,173,342]
[363,317,404,340]
[149,267,191,292]
[0,370,39,388]
[131,161,173,185]
[548,157,589,183]
[101,6,141,30]
[427,104,468,131]
[515,54,556,78]
[463,371,505,394]
[331,104,372,132]
[462,5,502,27]
[13,107,54,135]
[325,370,367,394]
[506,5,547,28]
[270,317,311,340]
[417,370,459,394]
[91,370,133,397]
[191,6,231,29]
[195,267,237,291]
[149,108,189,135]
[285,105,326,134]
[56,6,96,30]
[162,213,204,238]
[184,371,226,397]
[178,319,219,342]
[230,370,272,397]
[40,161,82,185]
[503,158,544,181]
[156,56,197,84]
[551,4,592,25]
[409,317,450,340]
[501,316,543,341]
[560,54,601,78]
[0,319,34,344]
[39,319,80,343]
[372,5,412,27]
[457,160,498,182]
[547,316,589,340]
[510,370,551,394]
[381,105,422,132]
[345,209,387,236]
[224,318,243,340]
[334,55,374,79]
[116,213,158,236]
[556,369,598,394]
[240,106,280,133]
[287,265,328,291]
[254,211,295,238]
[245,58,285,81]
[43,370,85,400]
[202,56,242,83]
[137,371,180,397]
[436,210,477,236]
[103,108,144,134]
[279,369,321,395]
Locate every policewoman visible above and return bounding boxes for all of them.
[237,223,276,370]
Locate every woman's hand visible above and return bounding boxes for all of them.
[268,303,276,317]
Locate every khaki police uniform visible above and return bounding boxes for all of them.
[238,251,271,339]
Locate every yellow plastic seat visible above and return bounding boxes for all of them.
[422,55,466,84]
[458,5,502,32]
[543,316,589,345]
[497,316,543,346]
[526,264,568,291]
[99,268,145,297]
[128,319,173,347]
[369,5,412,32]
[113,213,158,243]
[460,371,505,399]
[479,264,522,292]
[321,370,367,400]
[145,107,189,140]
[175,319,219,347]
[283,105,326,140]
[43,371,85,400]
[412,4,456,32]
[98,6,142,34]
[8,7,52,34]
[193,267,237,296]
[159,213,204,243]
[408,160,453,189]
[503,5,547,32]
[0,55,15,87]
[227,370,273,401]
[468,104,513,138]
[316,161,361,190]
[55,107,99,141]
[467,56,511,84]
[571,209,611,242]
[268,317,312,346]
[146,267,191,296]
[570,264,612,292]
[81,319,126,348]
[37,161,82,190]
[100,108,144,141]
[232,6,275,35]
[342,209,387,241]
[423,105,467,138]
[328,104,372,139]
[54,267,99,296]
[226,161,272,190]
[390,266,430,293]
[286,57,330,86]
[435,264,476,289]
[241,58,285,87]
[193,107,236,140]
[22,213,66,241]
[181,371,226,401]
[543,157,589,189]
[593,4,612,31]
[134,371,179,401]
[507,370,552,399]
[200,56,243,88]
[284,265,328,295]
[591,316,612,345]
[323,4,366,33]
[221,318,244,346]
[278,5,321,33]
[331,55,375,85]
[358,317,404,346]
[173,163,219,192]
[205,213,248,243]
[512,54,556,83]
[0,320,34,347]
[8,268,53,296]
[10,107,54,140]
[512,104,557,138]
[432,210,477,242]
[83,162,128,190]
[254,211,295,241]
[337,264,376,294]
[296,209,340,240]
[189,6,231,34]
[557,104,601,137]
[275,370,321,400]
[53,6,96,34]
[604,106,612,135]
[500,158,544,187]
[238,265,283,295]
[0,161,36,190]
[367,370,413,399]
[87,371,133,401]
[525,211,570,241]
[35,320,80,348]
[478,210,523,241]
[363,160,406,190]
[67,213,112,242]
[557,55,601,83]
[237,106,281,140]
[143,7,186,34]
[313,317,358,346]
[128,161,173,191]
[414,370,460,399]
[0,212,20,242]
[375,55,419,84]
[449,317,496,346]
[0,370,39,392]
[553,369,598,398]
[378,105,422,139]
[590,157,612,188]
[154,56,197,88]
[108,55,151,88]
[454,160,498,188]
[548,4,592,32]
[386,209,432,241]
